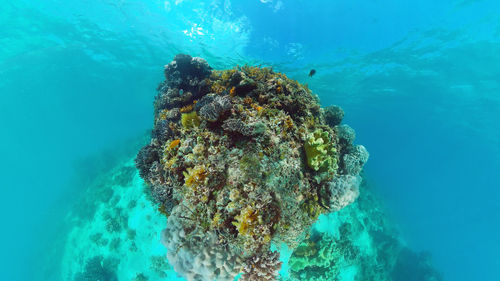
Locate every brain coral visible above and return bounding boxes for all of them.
[136,54,369,281]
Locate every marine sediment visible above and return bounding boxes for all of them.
[136,54,369,280]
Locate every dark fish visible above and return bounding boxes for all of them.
[309,69,316,77]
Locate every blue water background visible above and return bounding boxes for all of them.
[1,0,499,280]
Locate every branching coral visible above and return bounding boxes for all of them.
[240,250,282,281]
[136,54,369,281]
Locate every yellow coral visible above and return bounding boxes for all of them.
[180,104,194,113]
[211,71,222,79]
[158,109,169,121]
[183,165,207,187]
[161,139,181,168]
[263,234,271,244]
[251,103,263,113]
[304,128,338,173]
[169,139,180,150]
[229,189,240,201]
[284,116,294,130]
[301,197,322,220]
[221,69,236,81]
[242,97,252,105]
[165,157,176,168]
[181,111,201,128]
[211,81,226,94]
[232,205,259,236]
[211,212,222,228]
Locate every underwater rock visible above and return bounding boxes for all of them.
[137,54,369,281]
[57,157,183,281]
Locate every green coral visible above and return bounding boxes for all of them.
[181,111,201,128]
[304,128,338,173]
[239,154,260,177]
[289,240,323,272]
[301,197,322,220]
[288,222,360,280]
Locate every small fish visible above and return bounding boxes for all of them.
[308,69,316,77]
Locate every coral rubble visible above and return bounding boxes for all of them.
[136,54,369,280]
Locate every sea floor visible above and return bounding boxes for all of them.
[56,152,441,281]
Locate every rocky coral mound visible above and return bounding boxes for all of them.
[136,54,369,281]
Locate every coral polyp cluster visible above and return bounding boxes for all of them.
[136,54,368,280]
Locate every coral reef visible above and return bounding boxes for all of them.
[391,248,443,281]
[287,180,443,281]
[137,54,369,280]
[73,256,119,281]
[57,150,441,281]
[59,158,179,281]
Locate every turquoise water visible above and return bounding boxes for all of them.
[1,0,499,280]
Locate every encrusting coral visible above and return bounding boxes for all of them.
[136,54,369,280]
